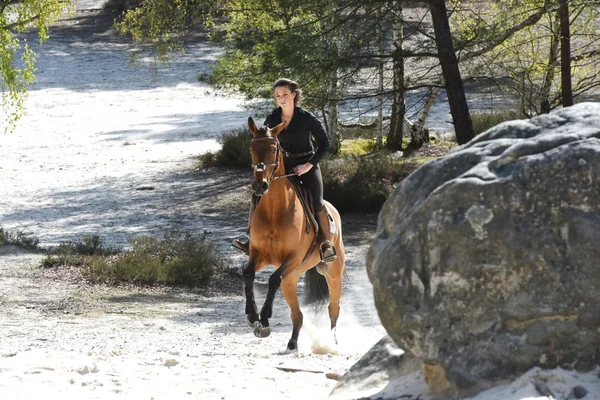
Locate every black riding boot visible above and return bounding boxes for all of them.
[316,207,337,264]
[232,195,258,255]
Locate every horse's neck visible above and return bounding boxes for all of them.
[262,178,294,208]
[259,168,297,217]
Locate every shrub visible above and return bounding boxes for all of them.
[217,126,253,167]
[321,153,419,213]
[0,227,41,250]
[43,231,222,287]
[471,109,524,135]
[56,234,121,256]
[42,234,122,268]
[198,151,218,168]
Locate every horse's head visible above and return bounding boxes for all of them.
[248,117,285,196]
[248,117,286,196]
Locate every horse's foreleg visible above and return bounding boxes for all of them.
[280,274,303,351]
[243,258,260,326]
[254,268,283,338]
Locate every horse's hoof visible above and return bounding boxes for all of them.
[254,324,271,338]
[287,339,298,351]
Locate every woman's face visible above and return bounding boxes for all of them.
[274,86,296,109]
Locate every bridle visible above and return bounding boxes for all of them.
[250,136,296,187]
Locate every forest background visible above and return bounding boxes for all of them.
[4,0,600,149]
[111,0,600,150]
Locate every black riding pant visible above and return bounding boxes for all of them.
[284,156,325,212]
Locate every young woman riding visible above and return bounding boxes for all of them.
[233,78,336,264]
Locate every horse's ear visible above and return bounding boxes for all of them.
[248,117,258,136]
[269,121,286,137]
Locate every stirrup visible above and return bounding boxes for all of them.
[319,241,337,264]
[232,235,249,255]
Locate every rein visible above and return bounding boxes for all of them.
[272,172,297,181]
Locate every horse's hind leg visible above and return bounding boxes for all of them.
[254,268,284,338]
[280,272,303,351]
[243,257,261,327]
[325,256,344,343]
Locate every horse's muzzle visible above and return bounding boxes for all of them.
[252,179,269,196]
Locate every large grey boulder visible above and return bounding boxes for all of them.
[366,102,600,397]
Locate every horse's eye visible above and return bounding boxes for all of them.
[272,147,277,153]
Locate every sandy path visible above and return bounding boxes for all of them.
[0,245,383,400]
[0,2,387,399]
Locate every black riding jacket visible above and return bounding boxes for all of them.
[264,106,331,166]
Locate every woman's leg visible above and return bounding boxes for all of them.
[301,166,336,263]
[232,193,258,255]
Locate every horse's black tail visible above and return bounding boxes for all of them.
[303,267,329,310]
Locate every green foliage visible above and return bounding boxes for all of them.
[321,153,420,213]
[1,0,71,133]
[43,231,222,287]
[0,226,40,250]
[204,0,387,111]
[471,109,524,134]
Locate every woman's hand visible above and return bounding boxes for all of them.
[294,163,313,176]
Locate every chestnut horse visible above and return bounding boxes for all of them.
[243,117,345,351]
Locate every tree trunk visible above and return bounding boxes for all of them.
[540,13,560,114]
[428,0,475,145]
[409,87,440,148]
[559,0,573,107]
[387,0,405,151]
[376,7,384,150]
[326,96,340,154]
[327,5,341,154]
